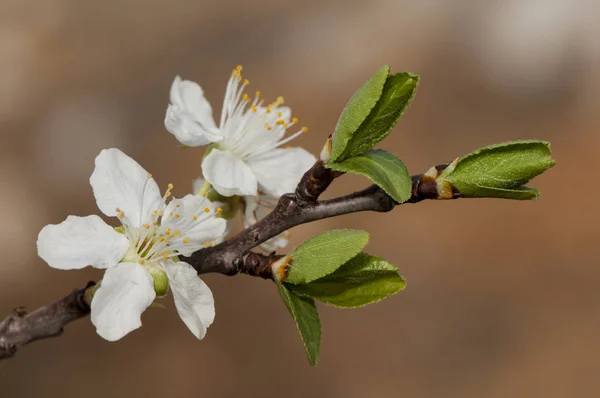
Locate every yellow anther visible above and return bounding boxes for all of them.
[193,216,198,221]
[243,79,249,86]
[174,229,181,237]
[116,209,125,218]
[203,191,210,196]
[292,117,299,124]
[175,214,180,219]
[301,126,308,132]
[139,259,145,265]
[276,96,284,105]
[183,237,190,244]
[217,208,223,215]
[284,122,289,128]
[255,91,261,97]
[146,173,153,178]
[175,203,180,208]
[153,221,158,226]
[266,108,271,114]
[167,183,173,190]
[163,252,169,259]
[237,75,242,82]
[210,241,215,247]
[143,224,150,229]
[153,210,158,215]
[204,242,210,247]
[169,212,173,217]
[264,123,272,131]
[236,65,243,71]
[159,237,166,242]
[277,112,282,117]
[251,106,257,112]
[165,228,171,235]
[204,207,210,213]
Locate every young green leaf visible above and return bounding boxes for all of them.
[328,149,412,203]
[276,283,321,366]
[330,65,390,163]
[442,140,556,199]
[334,72,418,162]
[287,253,405,308]
[285,229,370,284]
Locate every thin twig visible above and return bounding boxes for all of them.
[0,158,453,360]
[0,283,94,359]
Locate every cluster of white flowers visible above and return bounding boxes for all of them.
[36,66,315,341]
[166,65,315,250]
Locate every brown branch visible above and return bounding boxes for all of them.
[183,160,457,276]
[0,157,456,360]
[0,282,94,360]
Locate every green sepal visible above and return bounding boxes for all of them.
[276,282,321,366]
[148,266,169,297]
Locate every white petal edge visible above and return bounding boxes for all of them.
[37,215,130,270]
[165,261,215,339]
[91,262,156,341]
[171,76,218,130]
[161,194,227,255]
[90,148,162,227]
[243,195,289,251]
[202,149,257,197]
[247,147,316,197]
[165,104,223,147]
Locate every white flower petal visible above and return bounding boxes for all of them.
[91,262,155,341]
[202,148,257,197]
[165,261,215,339]
[243,195,288,251]
[243,195,260,227]
[165,105,223,147]
[172,77,217,130]
[37,215,129,270]
[192,177,205,195]
[259,233,289,252]
[162,194,227,255]
[247,147,316,197]
[216,219,233,245]
[90,148,162,227]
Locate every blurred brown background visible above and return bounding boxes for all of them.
[0,0,597,397]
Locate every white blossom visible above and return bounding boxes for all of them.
[37,149,226,341]
[165,66,316,198]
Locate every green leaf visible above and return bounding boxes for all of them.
[335,72,418,162]
[443,140,556,199]
[330,65,390,163]
[287,253,405,308]
[328,149,412,203]
[276,283,321,366]
[286,229,370,284]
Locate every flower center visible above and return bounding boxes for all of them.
[116,178,220,267]
[219,65,309,160]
